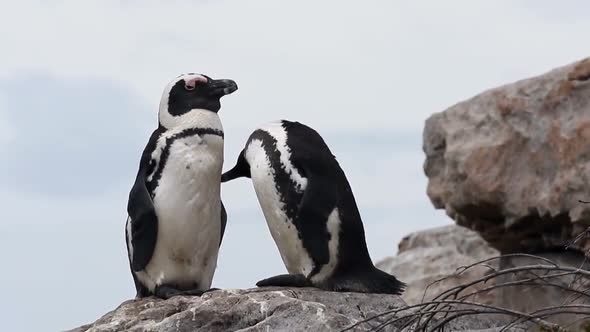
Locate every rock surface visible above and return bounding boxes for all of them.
[68,288,407,332]
[424,57,590,253]
[68,287,525,332]
[377,225,499,305]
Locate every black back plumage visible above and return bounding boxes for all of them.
[281,121,373,272]
[223,120,405,295]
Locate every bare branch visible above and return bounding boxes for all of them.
[346,226,590,332]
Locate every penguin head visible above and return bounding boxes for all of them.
[158,73,238,128]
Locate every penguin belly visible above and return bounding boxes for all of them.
[137,134,223,292]
[245,140,314,276]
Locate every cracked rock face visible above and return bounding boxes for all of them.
[424,57,590,253]
[66,288,407,332]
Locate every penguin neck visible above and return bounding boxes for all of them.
[159,108,223,133]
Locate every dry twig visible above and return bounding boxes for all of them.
[342,228,590,332]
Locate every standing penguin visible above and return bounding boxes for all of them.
[222,120,405,295]
[126,73,237,299]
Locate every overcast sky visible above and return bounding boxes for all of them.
[1,1,589,331]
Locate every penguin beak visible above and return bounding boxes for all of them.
[209,79,238,96]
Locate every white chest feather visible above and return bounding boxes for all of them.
[245,139,314,276]
[137,131,223,291]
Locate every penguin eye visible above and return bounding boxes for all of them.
[184,76,208,91]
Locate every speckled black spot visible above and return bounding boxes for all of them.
[247,130,303,224]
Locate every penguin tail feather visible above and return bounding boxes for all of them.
[327,266,406,295]
[365,267,406,295]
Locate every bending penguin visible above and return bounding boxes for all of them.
[125,73,238,299]
[222,120,405,295]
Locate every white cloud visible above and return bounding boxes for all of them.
[1,1,589,133]
[0,99,16,147]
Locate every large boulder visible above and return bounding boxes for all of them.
[424,57,590,253]
[376,225,499,305]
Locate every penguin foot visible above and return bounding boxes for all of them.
[154,285,205,299]
[154,285,183,299]
[256,274,312,288]
[181,288,206,296]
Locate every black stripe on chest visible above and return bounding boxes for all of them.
[248,129,304,222]
[146,127,224,194]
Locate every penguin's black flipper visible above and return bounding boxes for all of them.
[127,129,161,272]
[219,200,227,246]
[128,167,158,272]
[256,274,312,288]
[222,149,250,182]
